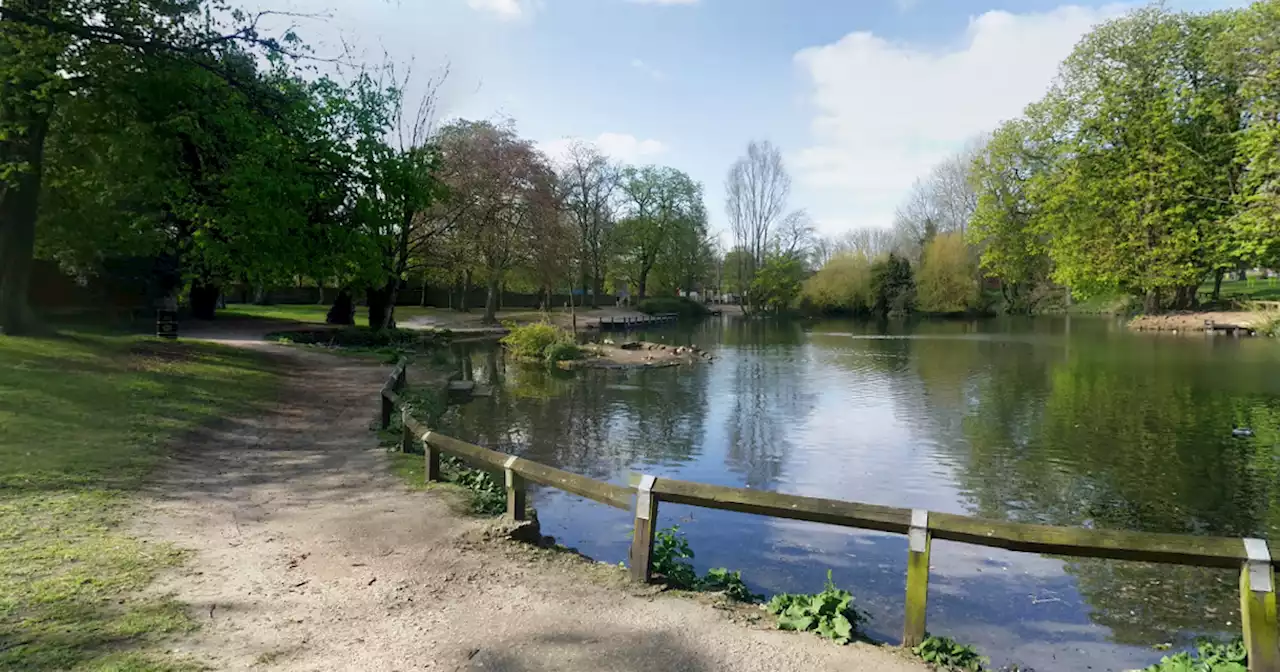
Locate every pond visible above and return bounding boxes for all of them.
[441,316,1280,671]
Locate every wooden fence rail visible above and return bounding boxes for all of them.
[378,359,1279,671]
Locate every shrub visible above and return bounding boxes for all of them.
[543,341,583,364]
[801,253,874,315]
[913,635,989,671]
[637,296,710,317]
[917,233,980,314]
[501,322,566,359]
[765,570,867,644]
[440,455,506,516]
[870,252,915,316]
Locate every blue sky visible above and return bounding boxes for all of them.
[258,0,1244,239]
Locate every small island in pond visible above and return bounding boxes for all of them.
[559,341,713,370]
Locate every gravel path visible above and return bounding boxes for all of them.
[134,344,927,672]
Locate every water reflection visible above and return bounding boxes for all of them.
[441,316,1280,671]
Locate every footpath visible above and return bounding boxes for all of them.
[134,338,926,671]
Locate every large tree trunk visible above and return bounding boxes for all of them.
[326,288,356,325]
[252,282,268,305]
[420,275,428,307]
[1212,269,1225,302]
[0,3,54,336]
[366,280,397,331]
[637,269,649,301]
[483,276,500,324]
[459,269,471,313]
[1143,288,1163,314]
[189,281,220,320]
[1238,268,1249,282]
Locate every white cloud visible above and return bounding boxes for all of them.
[793,4,1126,233]
[466,0,527,20]
[541,132,668,164]
[630,58,666,81]
[894,0,920,11]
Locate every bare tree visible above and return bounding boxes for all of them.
[838,227,898,259]
[725,140,791,299]
[557,141,620,307]
[772,209,815,260]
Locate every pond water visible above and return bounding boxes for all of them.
[441,316,1280,671]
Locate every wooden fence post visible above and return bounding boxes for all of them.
[399,408,413,453]
[394,363,407,392]
[504,455,526,521]
[902,508,932,649]
[629,475,658,582]
[1241,538,1278,672]
[379,389,392,430]
[423,431,440,482]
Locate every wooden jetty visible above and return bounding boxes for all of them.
[596,313,680,331]
[1205,319,1257,336]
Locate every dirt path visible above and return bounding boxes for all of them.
[134,344,926,672]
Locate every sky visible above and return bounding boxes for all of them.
[252,0,1244,239]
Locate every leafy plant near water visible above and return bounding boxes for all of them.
[439,455,507,515]
[913,635,989,671]
[648,526,761,602]
[1141,639,1247,672]
[501,322,583,365]
[700,567,763,603]
[765,570,868,644]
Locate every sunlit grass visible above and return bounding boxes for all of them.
[220,303,439,325]
[0,331,280,670]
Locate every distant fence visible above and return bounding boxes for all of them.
[377,359,1280,670]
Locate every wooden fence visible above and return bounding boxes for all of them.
[378,359,1280,671]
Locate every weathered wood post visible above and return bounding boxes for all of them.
[504,455,526,521]
[422,431,440,482]
[394,362,407,392]
[902,508,932,648]
[629,475,659,582]
[1241,538,1278,671]
[379,388,392,430]
[399,408,413,453]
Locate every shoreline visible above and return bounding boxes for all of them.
[1128,310,1272,334]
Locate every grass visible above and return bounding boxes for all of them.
[219,303,439,325]
[1199,278,1280,303]
[0,329,280,670]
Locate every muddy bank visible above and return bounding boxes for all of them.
[560,341,712,370]
[1129,311,1271,333]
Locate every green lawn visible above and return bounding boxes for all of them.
[219,303,438,325]
[1199,277,1280,302]
[0,330,280,670]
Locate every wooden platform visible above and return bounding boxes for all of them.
[596,313,680,331]
[1205,320,1257,336]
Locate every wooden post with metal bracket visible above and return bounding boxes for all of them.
[629,475,659,582]
[903,508,932,648]
[1241,537,1279,672]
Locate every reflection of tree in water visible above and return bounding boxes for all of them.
[443,342,709,481]
[721,319,816,489]
[949,333,1280,644]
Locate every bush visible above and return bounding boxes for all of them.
[652,525,698,588]
[543,340,584,364]
[501,322,565,359]
[765,570,867,644]
[917,233,980,314]
[801,253,874,315]
[637,296,710,317]
[700,567,763,603]
[870,252,915,316]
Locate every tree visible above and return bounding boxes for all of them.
[435,119,559,324]
[749,254,804,314]
[557,141,619,307]
[772,209,815,261]
[725,140,790,304]
[0,0,316,334]
[917,232,978,313]
[870,253,915,316]
[614,165,703,300]
[800,253,874,315]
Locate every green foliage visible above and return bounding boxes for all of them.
[764,570,867,644]
[912,635,989,671]
[1141,639,1247,672]
[917,233,980,314]
[500,321,565,359]
[652,525,698,589]
[636,296,710,317]
[700,567,763,603]
[749,255,805,314]
[870,253,916,316]
[439,455,507,516]
[612,166,707,300]
[543,340,584,364]
[801,253,874,315]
